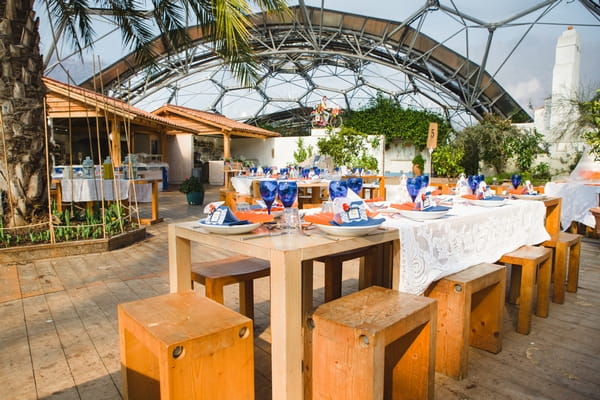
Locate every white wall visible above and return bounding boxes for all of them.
[166,134,193,183]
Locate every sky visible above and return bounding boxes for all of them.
[39,0,600,114]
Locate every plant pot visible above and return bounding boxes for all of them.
[412,164,423,176]
[186,191,205,205]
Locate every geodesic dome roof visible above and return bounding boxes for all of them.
[40,0,600,131]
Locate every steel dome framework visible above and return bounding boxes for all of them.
[52,1,599,131]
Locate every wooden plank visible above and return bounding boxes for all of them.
[17,262,43,298]
[0,299,36,399]
[22,294,79,399]
[45,290,122,399]
[0,265,21,302]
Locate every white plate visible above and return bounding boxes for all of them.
[512,194,548,200]
[398,209,449,221]
[315,222,383,237]
[197,221,262,235]
[469,199,508,207]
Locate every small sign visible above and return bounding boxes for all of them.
[208,207,227,225]
[427,122,438,149]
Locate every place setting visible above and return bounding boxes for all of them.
[302,179,388,236]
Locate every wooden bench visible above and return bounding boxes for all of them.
[499,245,552,334]
[118,291,254,400]
[425,263,506,379]
[191,255,270,320]
[311,286,437,400]
[542,231,582,303]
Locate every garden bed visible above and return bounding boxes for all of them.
[0,226,147,263]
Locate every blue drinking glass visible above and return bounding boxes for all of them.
[467,175,479,194]
[259,179,278,214]
[279,167,288,178]
[420,174,429,190]
[262,166,270,175]
[346,177,363,195]
[511,174,522,189]
[302,168,311,178]
[313,166,320,177]
[406,177,420,202]
[328,180,348,200]
[277,180,298,208]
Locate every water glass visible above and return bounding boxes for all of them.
[259,179,278,214]
[277,180,298,208]
[406,177,420,201]
[281,207,300,233]
[347,177,363,195]
[328,180,348,200]
[511,174,522,189]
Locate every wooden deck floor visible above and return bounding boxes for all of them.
[1,187,599,400]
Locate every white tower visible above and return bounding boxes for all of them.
[549,26,581,135]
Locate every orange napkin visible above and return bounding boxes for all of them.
[461,194,477,200]
[234,211,274,223]
[509,188,527,195]
[365,197,385,203]
[303,212,334,226]
[390,202,417,210]
[431,189,442,196]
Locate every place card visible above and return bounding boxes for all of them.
[207,207,227,225]
[332,198,368,224]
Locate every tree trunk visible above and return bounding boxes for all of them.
[0,0,48,227]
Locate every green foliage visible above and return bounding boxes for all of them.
[531,162,552,181]
[343,93,450,149]
[412,154,425,171]
[316,126,379,170]
[178,175,204,194]
[432,144,465,178]
[506,128,549,171]
[578,89,600,161]
[1,203,137,248]
[455,114,532,175]
[293,137,313,164]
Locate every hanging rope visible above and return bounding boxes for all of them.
[43,98,56,244]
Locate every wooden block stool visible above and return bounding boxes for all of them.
[118,291,254,400]
[311,286,437,400]
[499,245,552,335]
[191,255,270,320]
[425,263,506,379]
[542,231,582,303]
[316,246,379,303]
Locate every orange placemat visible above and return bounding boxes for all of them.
[509,188,527,195]
[461,194,477,200]
[390,202,417,210]
[234,211,275,223]
[303,212,334,226]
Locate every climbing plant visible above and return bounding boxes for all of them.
[343,93,450,149]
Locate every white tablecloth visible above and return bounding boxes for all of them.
[544,181,600,229]
[60,179,152,202]
[381,199,550,295]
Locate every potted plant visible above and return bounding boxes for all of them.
[412,153,425,176]
[179,176,205,205]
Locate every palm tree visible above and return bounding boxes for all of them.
[0,0,288,227]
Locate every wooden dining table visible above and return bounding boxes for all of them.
[168,222,400,400]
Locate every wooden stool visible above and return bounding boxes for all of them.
[316,246,379,303]
[542,231,582,303]
[118,291,254,400]
[311,286,437,400]
[191,255,270,320]
[499,245,552,334]
[425,263,506,379]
